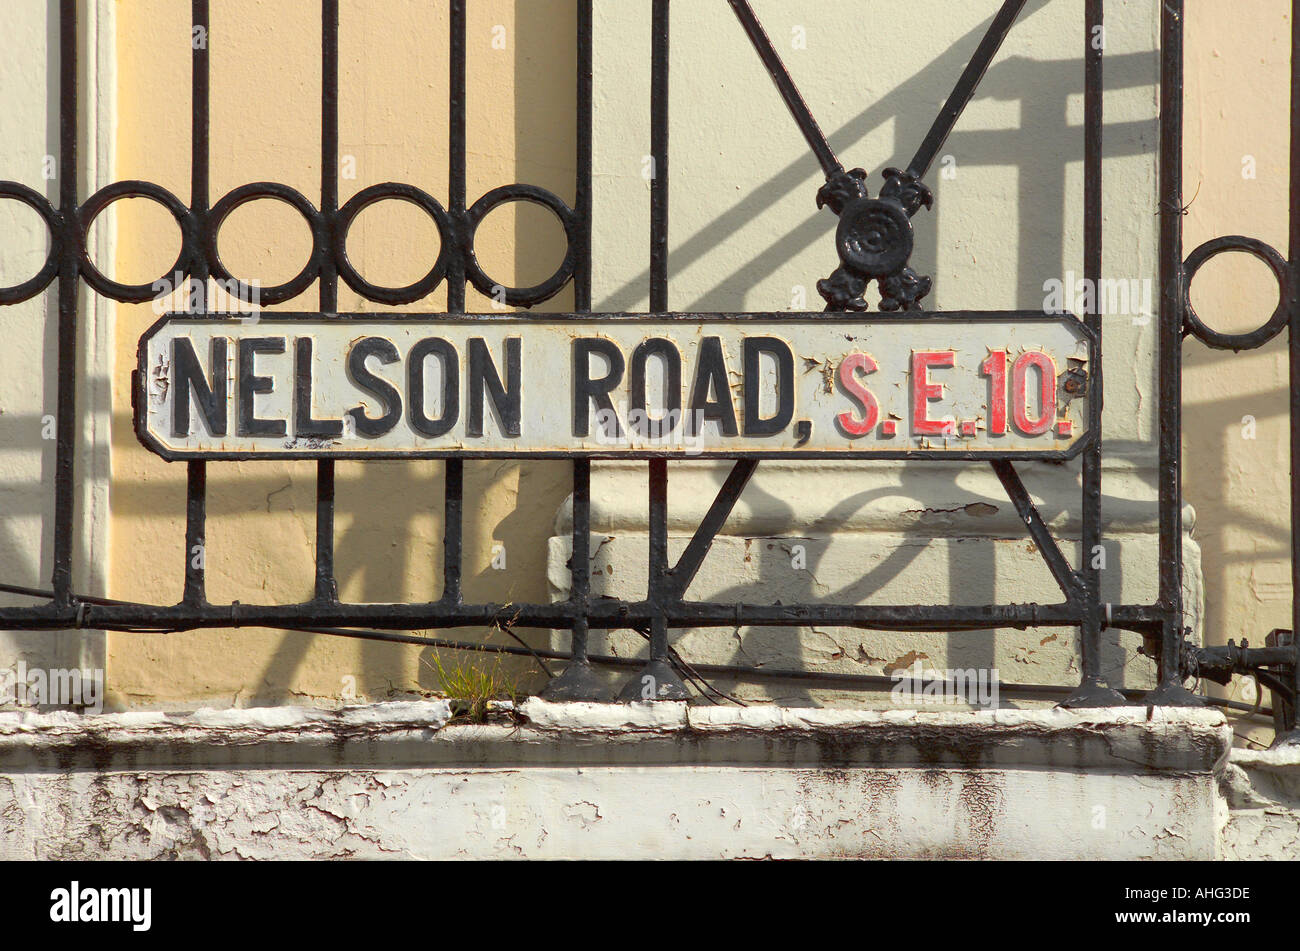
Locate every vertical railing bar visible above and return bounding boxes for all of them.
[314,0,340,604]
[448,0,467,313]
[1288,0,1300,733]
[442,454,463,604]
[440,472,465,602]
[1066,0,1123,705]
[649,0,669,314]
[183,0,211,606]
[183,461,207,605]
[649,0,669,644]
[621,0,688,701]
[649,0,670,648]
[50,0,79,608]
[572,1,593,652]
[319,0,339,306]
[575,0,593,314]
[647,456,670,663]
[1150,0,1195,703]
[541,1,599,700]
[570,458,591,658]
[313,464,338,602]
[442,0,468,605]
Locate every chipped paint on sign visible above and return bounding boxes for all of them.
[135,312,1093,460]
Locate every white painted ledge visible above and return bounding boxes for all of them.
[1220,746,1300,860]
[0,702,1237,858]
[0,700,1228,773]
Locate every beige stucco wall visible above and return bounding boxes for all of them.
[0,1,1291,729]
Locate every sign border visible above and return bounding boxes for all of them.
[133,311,1098,463]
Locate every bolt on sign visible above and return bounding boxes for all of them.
[135,313,1094,460]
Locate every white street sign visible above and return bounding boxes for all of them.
[136,312,1093,460]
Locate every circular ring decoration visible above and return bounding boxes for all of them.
[0,182,63,305]
[1183,235,1289,351]
[464,184,578,307]
[77,181,197,303]
[334,183,453,304]
[835,197,913,278]
[207,182,325,306]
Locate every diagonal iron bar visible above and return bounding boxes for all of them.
[670,459,760,599]
[726,0,843,177]
[991,460,1081,603]
[907,0,1029,179]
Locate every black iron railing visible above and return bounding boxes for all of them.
[0,1,1296,739]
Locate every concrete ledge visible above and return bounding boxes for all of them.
[1220,746,1300,860]
[0,702,1232,858]
[0,701,453,771]
[0,700,1229,773]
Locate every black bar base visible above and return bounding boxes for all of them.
[618,658,691,702]
[539,660,609,702]
[1142,682,1206,707]
[1059,680,1128,708]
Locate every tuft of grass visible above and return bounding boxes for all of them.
[423,645,520,723]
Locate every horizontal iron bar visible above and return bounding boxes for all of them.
[23,616,1257,718]
[0,593,1166,633]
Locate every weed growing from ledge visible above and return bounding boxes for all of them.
[424,645,521,723]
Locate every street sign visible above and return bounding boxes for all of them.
[135,312,1094,460]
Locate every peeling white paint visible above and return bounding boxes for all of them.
[518,698,687,731]
[1221,746,1300,860]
